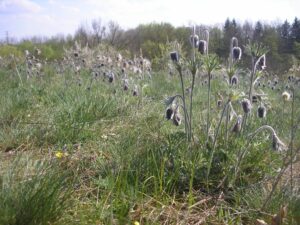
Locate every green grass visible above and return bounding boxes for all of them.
[0,154,73,225]
[0,60,299,224]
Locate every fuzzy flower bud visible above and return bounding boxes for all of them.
[189,34,199,48]
[230,75,239,85]
[108,72,114,83]
[170,51,179,62]
[232,115,242,133]
[241,98,252,114]
[198,40,207,54]
[232,47,242,61]
[257,105,267,118]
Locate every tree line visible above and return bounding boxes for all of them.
[1,17,300,73]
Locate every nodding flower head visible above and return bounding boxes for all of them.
[241,98,252,114]
[232,47,242,61]
[172,113,181,126]
[217,99,223,108]
[170,51,179,62]
[74,52,79,57]
[133,85,138,96]
[172,107,182,126]
[256,54,266,71]
[108,72,114,83]
[288,75,294,82]
[123,79,129,91]
[198,40,207,54]
[165,107,174,120]
[230,75,239,85]
[272,133,287,151]
[257,105,267,118]
[189,34,199,48]
[232,115,243,133]
[282,91,291,101]
[249,125,287,152]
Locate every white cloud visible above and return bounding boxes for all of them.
[0,0,42,14]
[0,0,299,39]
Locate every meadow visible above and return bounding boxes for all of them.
[0,33,300,225]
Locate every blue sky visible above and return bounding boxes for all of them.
[0,0,299,40]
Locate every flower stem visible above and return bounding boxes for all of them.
[206,71,211,143]
[179,69,190,140]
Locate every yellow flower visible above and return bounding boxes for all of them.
[55,151,68,159]
[133,221,140,225]
[55,151,64,158]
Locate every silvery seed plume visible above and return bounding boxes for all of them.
[241,98,252,113]
[232,115,242,133]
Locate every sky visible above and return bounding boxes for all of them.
[0,0,299,40]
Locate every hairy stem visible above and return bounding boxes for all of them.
[179,69,190,140]
[206,71,211,143]
[248,57,255,103]
[189,70,196,141]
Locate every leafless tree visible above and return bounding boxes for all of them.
[107,21,123,47]
[92,18,106,45]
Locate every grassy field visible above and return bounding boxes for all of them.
[0,43,300,224]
